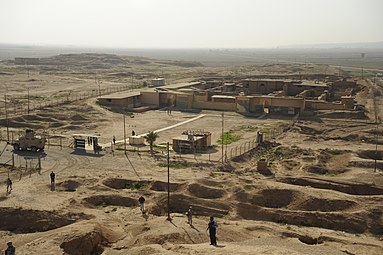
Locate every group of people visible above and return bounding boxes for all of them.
[138,197,219,246]
[5,179,219,249]
[5,171,56,194]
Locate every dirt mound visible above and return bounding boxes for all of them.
[278,177,383,195]
[293,124,322,135]
[0,207,89,233]
[234,187,356,212]
[60,228,105,255]
[292,197,357,212]
[57,180,80,192]
[102,178,151,190]
[64,125,83,130]
[0,119,45,129]
[348,160,383,170]
[357,150,383,160]
[70,114,87,121]
[298,235,324,245]
[196,179,224,187]
[83,195,137,208]
[236,203,368,233]
[317,111,367,120]
[305,165,329,175]
[151,194,230,217]
[281,159,301,171]
[187,183,226,199]
[50,122,65,128]
[232,188,251,203]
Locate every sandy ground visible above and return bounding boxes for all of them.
[0,57,382,254]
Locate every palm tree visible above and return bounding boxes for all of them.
[144,131,159,155]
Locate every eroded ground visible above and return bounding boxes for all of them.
[0,55,382,255]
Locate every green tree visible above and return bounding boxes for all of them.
[144,131,159,155]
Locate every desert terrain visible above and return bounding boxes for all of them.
[0,51,382,255]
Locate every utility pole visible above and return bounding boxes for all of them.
[221,112,224,165]
[27,87,30,114]
[123,114,127,153]
[167,142,171,221]
[375,122,378,172]
[5,94,9,142]
[131,75,134,91]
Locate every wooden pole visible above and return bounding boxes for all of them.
[221,112,224,165]
[167,142,171,221]
[5,94,9,141]
[123,114,126,154]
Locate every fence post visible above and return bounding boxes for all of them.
[38,156,41,170]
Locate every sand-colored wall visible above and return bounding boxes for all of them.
[192,101,236,111]
[176,94,193,109]
[305,100,346,110]
[141,91,159,106]
[98,96,140,109]
[194,94,208,102]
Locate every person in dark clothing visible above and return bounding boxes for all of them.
[6,178,12,193]
[5,241,15,255]
[186,206,193,226]
[50,171,56,191]
[207,216,218,246]
[112,136,116,145]
[138,196,145,214]
[50,171,55,184]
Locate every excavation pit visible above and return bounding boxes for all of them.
[187,183,226,199]
[0,207,89,233]
[84,195,137,208]
[102,178,151,190]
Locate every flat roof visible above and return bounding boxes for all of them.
[211,95,236,99]
[73,133,101,138]
[98,91,141,99]
[161,81,201,90]
[295,81,328,87]
[173,135,205,141]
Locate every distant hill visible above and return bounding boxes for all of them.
[281,41,383,49]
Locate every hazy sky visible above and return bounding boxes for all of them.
[0,0,382,48]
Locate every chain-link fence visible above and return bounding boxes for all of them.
[0,84,136,118]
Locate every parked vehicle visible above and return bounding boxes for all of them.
[11,129,46,152]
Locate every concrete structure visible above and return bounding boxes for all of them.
[96,78,358,115]
[172,130,211,153]
[129,135,144,145]
[97,91,141,110]
[151,78,165,87]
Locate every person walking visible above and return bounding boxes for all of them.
[4,241,15,255]
[6,178,12,193]
[138,196,145,214]
[207,216,218,246]
[186,206,193,226]
[50,171,56,191]
[112,136,116,145]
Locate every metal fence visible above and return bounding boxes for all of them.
[0,129,67,149]
[0,83,137,118]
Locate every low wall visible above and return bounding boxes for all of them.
[306,101,345,110]
[192,101,236,111]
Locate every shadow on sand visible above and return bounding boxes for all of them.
[70,150,105,157]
